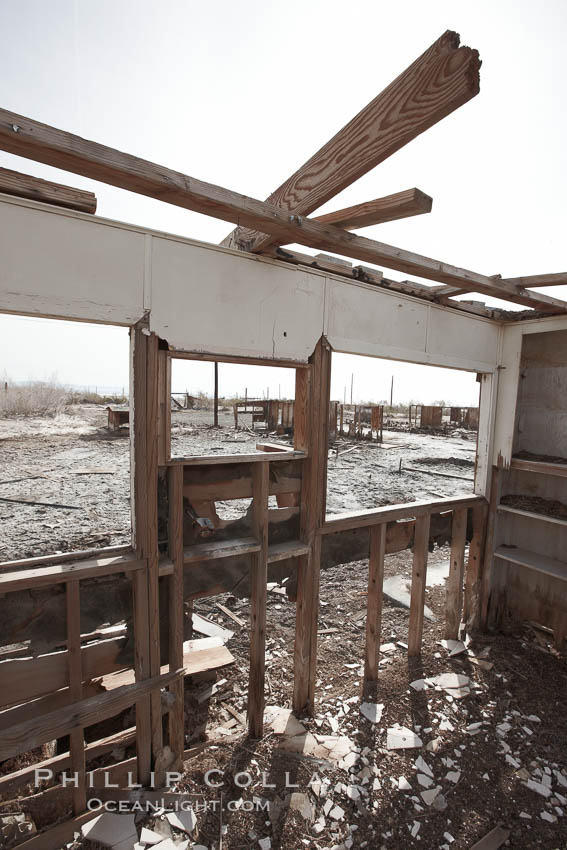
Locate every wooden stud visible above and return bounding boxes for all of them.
[248,461,269,737]
[65,580,86,815]
[167,465,185,768]
[463,502,488,630]
[480,466,503,629]
[157,349,171,465]
[145,333,163,769]
[131,327,152,785]
[408,514,431,656]
[444,507,468,640]
[0,166,97,213]
[293,338,332,713]
[364,523,386,686]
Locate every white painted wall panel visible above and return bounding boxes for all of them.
[426,308,499,370]
[149,236,325,361]
[0,196,145,324]
[325,277,499,372]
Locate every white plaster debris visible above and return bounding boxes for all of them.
[386,726,423,750]
[420,786,441,806]
[415,756,433,778]
[440,639,466,656]
[445,771,461,784]
[411,821,421,838]
[264,706,307,737]
[432,673,469,690]
[258,838,272,850]
[164,810,197,835]
[329,805,345,821]
[410,679,426,691]
[417,774,434,788]
[540,811,557,823]
[397,776,411,791]
[526,779,553,798]
[443,832,455,843]
[81,814,138,850]
[140,827,163,845]
[360,702,384,724]
[519,812,532,819]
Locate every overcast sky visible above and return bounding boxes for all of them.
[0,0,565,404]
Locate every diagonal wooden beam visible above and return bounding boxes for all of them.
[221,30,480,252]
[313,188,432,229]
[0,166,96,213]
[0,107,565,313]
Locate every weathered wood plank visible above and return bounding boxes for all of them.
[66,580,86,815]
[248,462,269,737]
[314,189,432,229]
[364,523,386,685]
[0,552,143,593]
[324,494,482,534]
[167,465,185,769]
[0,668,183,761]
[293,338,332,713]
[0,107,563,311]
[445,507,467,639]
[0,166,96,212]
[408,514,431,656]
[463,502,488,629]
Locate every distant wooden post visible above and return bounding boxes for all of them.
[213,361,219,427]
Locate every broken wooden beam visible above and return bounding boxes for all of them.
[499,272,567,287]
[0,166,97,213]
[313,188,432,229]
[222,31,479,251]
[0,109,564,312]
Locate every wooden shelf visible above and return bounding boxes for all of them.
[267,540,310,563]
[497,505,567,528]
[494,546,567,582]
[168,451,306,467]
[510,458,567,479]
[184,537,260,564]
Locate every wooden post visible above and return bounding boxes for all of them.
[145,333,163,771]
[168,465,185,769]
[444,507,468,639]
[408,513,431,656]
[248,461,269,737]
[66,580,86,814]
[293,339,331,713]
[157,350,171,466]
[480,467,503,629]
[339,404,344,437]
[463,502,488,629]
[364,523,386,687]
[213,361,219,427]
[130,327,152,785]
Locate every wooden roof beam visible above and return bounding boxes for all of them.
[500,273,567,288]
[313,188,432,229]
[0,108,565,313]
[0,166,96,213]
[222,30,480,252]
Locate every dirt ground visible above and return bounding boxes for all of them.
[0,405,476,561]
[2,407,566,849]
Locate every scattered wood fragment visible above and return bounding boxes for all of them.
[469,826,511,850]
[215,602,245,627]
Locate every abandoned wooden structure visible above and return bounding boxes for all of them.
[336,403,384,442]
[0,29,566,846]
[408,404,479,430]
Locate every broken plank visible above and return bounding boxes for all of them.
[313,188,432,229]
[0,166,97,213]
[192,612,234,642]
[0,668,183,761]
[215,603,246,627]
[223,31,479,251]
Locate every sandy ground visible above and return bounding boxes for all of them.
[0,406,476,561]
